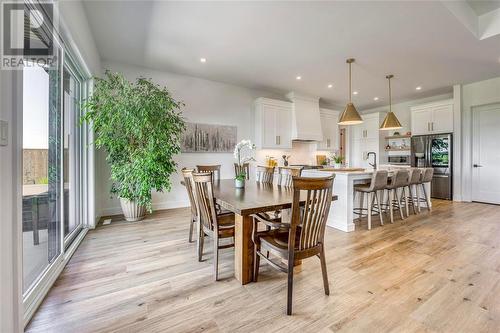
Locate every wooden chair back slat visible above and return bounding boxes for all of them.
[192,172,218,231]
[234,163,250,180]
[290,176,335,251]
[181,168,197,217]
[278,167,300,187]
[256,166,275,184]
[196,165,221,183]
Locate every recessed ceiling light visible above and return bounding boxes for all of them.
[353,91,358,95]
[200,58,206,63]
[296,76,302,80]
[327,84,333,88]
[373,97,379,101]
[416,86,422,90]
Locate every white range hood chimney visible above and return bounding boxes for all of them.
[286,92,323,141]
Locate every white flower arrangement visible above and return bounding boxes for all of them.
[234,139,256,166]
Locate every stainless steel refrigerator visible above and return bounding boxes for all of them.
[411,133,453,200]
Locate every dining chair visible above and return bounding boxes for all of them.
[234,163,250,180]
[196,165,221,182]
[192,172,235,281]
[181,168,198,243]
[256,166,275,184]
[277,167,300,187]
[251,175,335,315]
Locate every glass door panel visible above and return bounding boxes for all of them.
[431,137,449,167]
[63,64,82,246]
[22,50,62,293]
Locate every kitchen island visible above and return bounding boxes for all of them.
[302,167,431,232]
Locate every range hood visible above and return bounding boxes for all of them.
[286,92,323,141]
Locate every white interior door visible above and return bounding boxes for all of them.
[472,104,500,204]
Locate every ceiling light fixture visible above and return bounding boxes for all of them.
[328,84,333,88]
[200,58,207,63]
[416,86,422,90]
[374,97,379,101]
[380,74,402,131]
[296,76,302,80]
[338,58,363,126]
[353,91,358,95]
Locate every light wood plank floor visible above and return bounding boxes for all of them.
[27,200,500,332]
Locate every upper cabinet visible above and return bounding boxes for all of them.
[254,98,293,149]
[318,109,340,150]
[411,100,453,135]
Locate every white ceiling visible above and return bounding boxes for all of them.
[82,1,500,109]
[467,0,500,15]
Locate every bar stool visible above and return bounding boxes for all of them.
[402,168,422,216]
[353,170,388,230]
[417,168,434,212]
[384,169,409,224]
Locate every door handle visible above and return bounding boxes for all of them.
[428,123,430,132]
[276,136,278,145]
[431,122,434,131]
[473,164,483,168]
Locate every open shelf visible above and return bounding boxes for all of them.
[385,148,411,151]
[385,135,411,139]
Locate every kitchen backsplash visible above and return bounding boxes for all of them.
[256,141,330,166]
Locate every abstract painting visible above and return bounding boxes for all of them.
[181,122,237,153]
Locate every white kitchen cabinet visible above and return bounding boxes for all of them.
[254,98,292,149]
[349,112,387,168]
[411,100,453,135]
[318,109,340,150]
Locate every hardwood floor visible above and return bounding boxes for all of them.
[27,200,500,332]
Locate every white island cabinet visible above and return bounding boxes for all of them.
[302,167,431,232]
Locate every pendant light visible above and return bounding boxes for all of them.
[338,58,363,125]
[380,74,402,130]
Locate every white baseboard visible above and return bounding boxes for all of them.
[99,200,190,218]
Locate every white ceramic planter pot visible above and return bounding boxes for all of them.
[235,178,245,188]
[120,198,146,222]
[334,163,342,169]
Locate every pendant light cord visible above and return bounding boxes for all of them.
[349,61,352,103]
[388,76,391,113]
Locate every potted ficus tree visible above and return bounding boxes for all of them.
[82,71,186,221]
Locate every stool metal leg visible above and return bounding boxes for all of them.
[416,184,421,213]
[388,189,394,223]
[367,192,372,230]
[422,183,431,211]
[375,190,383,225]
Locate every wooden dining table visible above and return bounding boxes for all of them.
[212,179,338,285]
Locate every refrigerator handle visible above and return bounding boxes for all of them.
[427,137,432,167]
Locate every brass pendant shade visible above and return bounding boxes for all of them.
[380,74,402,131]
[338,58,363,125]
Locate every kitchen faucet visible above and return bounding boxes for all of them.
[367,151,377,170]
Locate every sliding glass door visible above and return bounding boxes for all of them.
[22,47,63,293]
[63,61,84,247]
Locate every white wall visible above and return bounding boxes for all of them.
[58,0,102,76]
[461,76,500,201]
[97,61,281,216]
